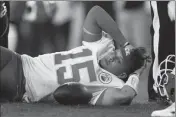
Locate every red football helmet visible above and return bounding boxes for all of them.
[154,55,175,104]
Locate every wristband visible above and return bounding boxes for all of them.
[124,74,139,94]
[123,42,130,48]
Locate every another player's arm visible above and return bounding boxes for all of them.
[83,6,127,48]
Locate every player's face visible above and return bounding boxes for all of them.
[99,49,129,79]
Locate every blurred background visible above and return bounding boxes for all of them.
[8,1,152,56]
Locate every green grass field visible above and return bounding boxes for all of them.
[1,102,167,117]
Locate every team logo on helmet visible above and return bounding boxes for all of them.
[0,3,7,18]
[98,72,112,84]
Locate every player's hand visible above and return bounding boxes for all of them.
[132,47,151,78]
[133,64,146,78]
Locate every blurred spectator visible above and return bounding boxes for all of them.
[8,1,151,58]
[0,1,10,48]
[9,1,29,52]
[51,1,84,50]
[9,1,84,56]
[20,1,58,56]
[116,1,151,50]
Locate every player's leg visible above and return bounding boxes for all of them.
[148,1,175,101]
[148,62,158,101]
[0,46,25,101]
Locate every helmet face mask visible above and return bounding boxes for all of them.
[154,55,175,104]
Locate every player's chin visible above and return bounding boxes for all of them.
[99,59,106,69]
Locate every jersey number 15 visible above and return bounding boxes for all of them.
[55,49,97,84]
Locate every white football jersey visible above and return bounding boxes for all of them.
[21,36,125,103]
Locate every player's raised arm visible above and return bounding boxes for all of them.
[83,6,127,48]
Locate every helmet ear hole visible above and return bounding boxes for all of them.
[164,73,175,103]
[170,88,174,95]
[170,88,175,102]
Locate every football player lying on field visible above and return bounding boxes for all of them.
[0,6,150,105]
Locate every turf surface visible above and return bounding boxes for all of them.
[1,102,167,117]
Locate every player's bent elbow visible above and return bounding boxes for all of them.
[98,88,134,106]
[113,90,134,105]
[117,93,134,105]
